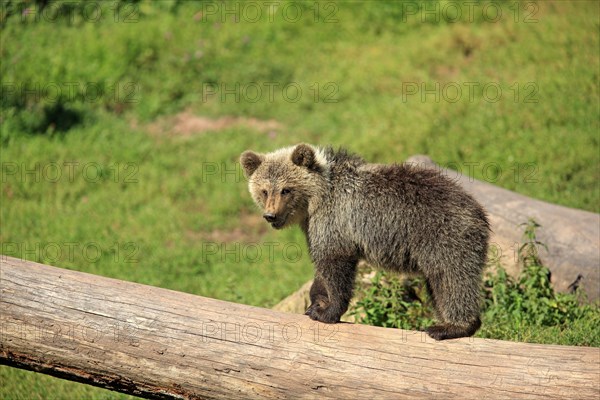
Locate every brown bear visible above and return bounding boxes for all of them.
[240,144,490,340]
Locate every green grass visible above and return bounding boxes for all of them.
[1,0,599,398]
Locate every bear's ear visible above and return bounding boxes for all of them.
[291,144,316,170]
[240,151,264,178]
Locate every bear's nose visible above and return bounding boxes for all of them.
[263,213,277,223]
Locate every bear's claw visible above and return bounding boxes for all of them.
[305,302,340,323]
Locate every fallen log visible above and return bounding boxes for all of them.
[406,155,600,301]
[1,256,598,399]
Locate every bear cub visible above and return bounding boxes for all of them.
[240,144,490,340]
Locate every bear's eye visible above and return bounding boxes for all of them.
[281,188,291,195]
[261,189,268,197]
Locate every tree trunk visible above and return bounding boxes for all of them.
[1,256,598,399]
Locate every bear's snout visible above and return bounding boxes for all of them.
[263,213,286,229]
[263,213,277,223]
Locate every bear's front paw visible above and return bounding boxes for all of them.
[304,298,341,323]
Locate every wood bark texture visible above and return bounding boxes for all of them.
[1,256,598,399]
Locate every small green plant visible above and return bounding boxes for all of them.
[350,273,434,330]
[350,219,600,346]
[479,219,599,345]
[483,218,576,328]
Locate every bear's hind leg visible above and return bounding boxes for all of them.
[424,273,482,340]
[426,318,481,340]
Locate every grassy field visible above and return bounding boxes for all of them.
[1,0,599,398]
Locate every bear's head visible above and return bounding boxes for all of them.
[240,144,327,229]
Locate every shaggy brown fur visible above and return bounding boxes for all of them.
[241,144,490,340]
